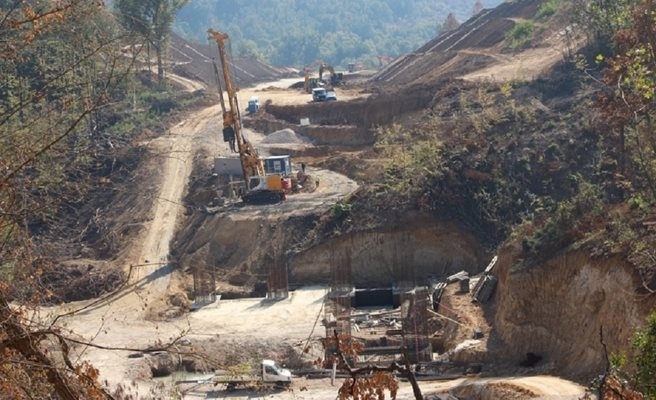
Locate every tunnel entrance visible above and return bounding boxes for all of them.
[353,287,393,307]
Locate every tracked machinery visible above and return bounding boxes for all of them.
[319,63,343,87]
[208,29,291,204]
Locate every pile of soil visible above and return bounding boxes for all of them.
[262,128,312,145]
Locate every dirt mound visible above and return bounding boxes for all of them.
[40,260,124,303]
[261,128,312,145]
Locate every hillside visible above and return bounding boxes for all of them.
[174,0,504,69]
[3,0,656,398]
[167,0,656,387]
[168,0,656,390]
[373,0,583,84]
[169,33,292,88]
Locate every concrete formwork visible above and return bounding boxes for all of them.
[400,286,432,363]
[193,266,216,306]
[267,259,289,300]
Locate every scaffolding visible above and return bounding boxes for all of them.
[400,286,432,363]
[325,245,353,338]
[395,230,431,363]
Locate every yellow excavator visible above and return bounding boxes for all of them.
[208,29,288,204]
[319,63,343,86]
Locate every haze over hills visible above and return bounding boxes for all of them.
[174,0,505,69]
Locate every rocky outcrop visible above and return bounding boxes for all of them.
[492,246,656,378]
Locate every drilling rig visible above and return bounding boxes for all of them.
[208,29,290,204]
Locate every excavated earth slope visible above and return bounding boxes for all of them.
[491,247,656,379]
[373,0,579,85]
[169,33,291,88]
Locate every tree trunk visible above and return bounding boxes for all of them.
[156,43,164,87]
[402,347,424,400]
[619,125,625,174]
[0,299,77,400]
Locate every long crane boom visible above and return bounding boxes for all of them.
[207,29,264,184]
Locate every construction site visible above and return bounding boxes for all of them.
[174,26,496,384]
[36,1,656,399]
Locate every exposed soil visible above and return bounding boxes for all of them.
[33,1,640,399]
[373,0,585,85]
[39,66,585,398]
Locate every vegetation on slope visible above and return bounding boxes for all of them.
[174,0,503,69]
[326,1,656,395]
[0,1,206,397]
[343,0,656,273]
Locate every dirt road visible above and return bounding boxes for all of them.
[236,77,368,106]
[40,73,586,399]
[38,75,359,396]
[177,374,587,400]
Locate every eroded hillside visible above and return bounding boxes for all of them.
[13,0,656,398]
[166,0,656,389]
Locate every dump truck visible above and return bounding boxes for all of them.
[214,359,292,391]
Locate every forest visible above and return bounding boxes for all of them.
[173,0,503,69]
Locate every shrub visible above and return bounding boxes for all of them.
[506,21,535,49]
[519,175,603,267]
[536,0,561,19]
[632,311,656,398]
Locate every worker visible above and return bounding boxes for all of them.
[301,162,306,173]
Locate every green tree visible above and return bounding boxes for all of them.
[114,0,189,86]
[633,311,656,397]
[271,30,321,66]
[174,0,505,68]
[568,0,638,45]
[596,0,656,196]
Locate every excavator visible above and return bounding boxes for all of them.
[208,29,289,204]
[319,63,343,87]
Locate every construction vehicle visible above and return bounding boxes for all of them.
[347,62,364,73]
[247,96,259,113]
[312,87,337,102]
[214,360,292,390]
[319,63,343,86]
[208,29,289,204]
[304,74,323,93]
[176,359,292,391]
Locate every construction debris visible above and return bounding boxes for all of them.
[471,256,498,304]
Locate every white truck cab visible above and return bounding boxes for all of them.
[261,359,292,383]
[312,87,327,101]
